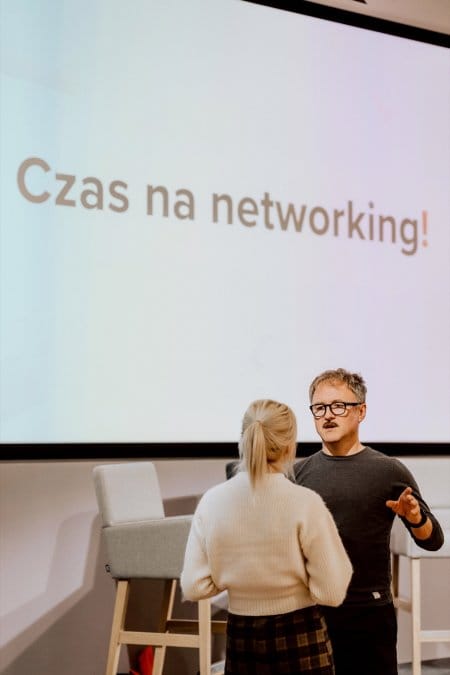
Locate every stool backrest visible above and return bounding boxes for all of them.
[93,462,165,526]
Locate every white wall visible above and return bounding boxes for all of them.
[0,457,449,674]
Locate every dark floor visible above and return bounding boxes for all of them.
[205,659,450,675]
[119,657,450,674]
[204,659,450,674]
[398,658,450,674]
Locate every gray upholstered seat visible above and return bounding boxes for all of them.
[102,517,193,579]
[93,462,226,675]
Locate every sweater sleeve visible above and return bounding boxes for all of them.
[180,509,221,602]
[300,493,353,607]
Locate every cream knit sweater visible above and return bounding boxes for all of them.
[181,471,353,616]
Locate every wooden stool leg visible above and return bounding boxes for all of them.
[391,553,399,613]
[152,579,177,675]
[106,580,130,675]
[198,598,212,675]
[411,558,422,675]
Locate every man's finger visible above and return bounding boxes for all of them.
[399,486,413,499]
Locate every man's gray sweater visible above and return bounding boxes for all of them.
[294,447,444,606]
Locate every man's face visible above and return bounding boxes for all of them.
[311,380,366,448]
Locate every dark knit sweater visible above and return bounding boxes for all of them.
[294,447,444,607]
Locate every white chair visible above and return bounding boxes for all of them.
[93,462,226,675]
[391,507,450,675]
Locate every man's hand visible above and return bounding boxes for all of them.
[386,486,432,540]
[386,486,421,524]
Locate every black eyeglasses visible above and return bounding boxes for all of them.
[309,402,361,418]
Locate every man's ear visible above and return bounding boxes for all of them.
[358,403,367,422]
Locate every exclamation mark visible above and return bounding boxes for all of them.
[422,210,428,247]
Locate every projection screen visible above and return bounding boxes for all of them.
[1,0,449,453]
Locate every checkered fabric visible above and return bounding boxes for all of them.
[224,605,334,674]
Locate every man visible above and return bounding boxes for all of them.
[294,368,444,675]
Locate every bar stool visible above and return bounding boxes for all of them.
[391,507,450,675]
[93,462,226,675]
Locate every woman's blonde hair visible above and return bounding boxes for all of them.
[238,399,297,489]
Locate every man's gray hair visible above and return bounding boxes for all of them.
[309,368,367,403]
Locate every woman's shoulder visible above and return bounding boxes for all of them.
[280,474,327,505]
[196,472,244,508]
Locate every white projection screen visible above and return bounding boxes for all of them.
[1,0,449,456]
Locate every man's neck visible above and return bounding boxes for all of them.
[321,440,365,457]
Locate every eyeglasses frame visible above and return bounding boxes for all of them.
[309,401,362,419]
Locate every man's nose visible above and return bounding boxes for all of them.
[323,404,336,418]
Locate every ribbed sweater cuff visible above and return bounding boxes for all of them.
[228,593,315,617]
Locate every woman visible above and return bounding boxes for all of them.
[181,399,352,674]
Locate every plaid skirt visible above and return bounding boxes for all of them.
[225,605,334,674]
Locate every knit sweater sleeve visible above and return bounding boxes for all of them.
[180,507,222,602]
[300,492,353,607]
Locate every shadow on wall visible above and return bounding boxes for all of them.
[0,495,225,675]
[0,512,115,675]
